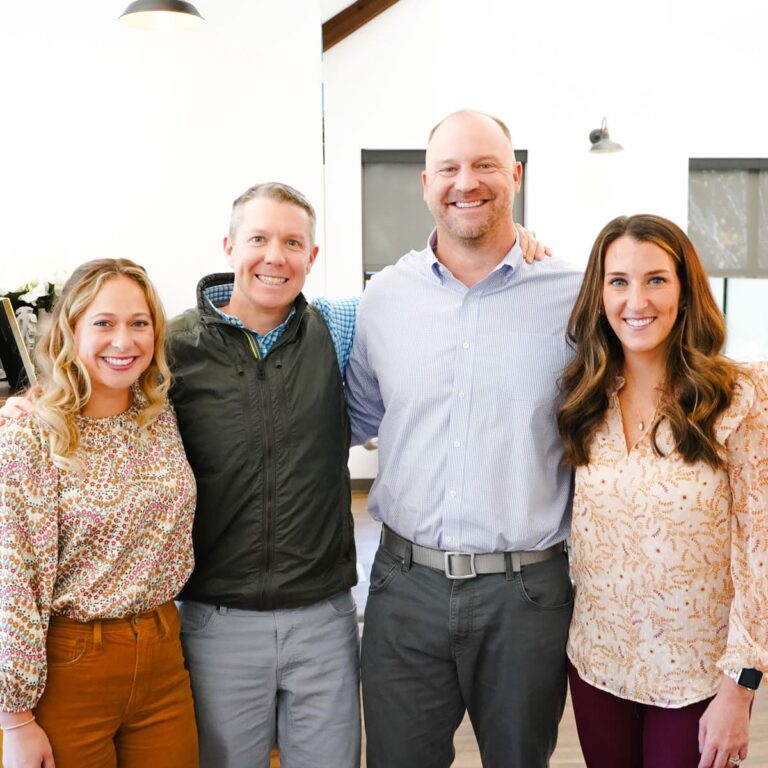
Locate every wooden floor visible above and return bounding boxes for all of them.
[270,493,768,767]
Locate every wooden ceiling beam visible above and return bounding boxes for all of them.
[322,0,401,52]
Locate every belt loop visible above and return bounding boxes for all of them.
[93,620,102,650]
[402,540,412,572]
[216,606,229,615]
[503,552,514,581]
[156,603,170,638]
[511,552,523,574]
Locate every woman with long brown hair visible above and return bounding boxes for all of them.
[558,215,767,768]
[0,259,198,767]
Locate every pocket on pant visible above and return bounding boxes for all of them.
[178,601,219,635]
[46,635,88,668]
[368,548,401,595]
[515,555,574,610]
[325,590,358,617]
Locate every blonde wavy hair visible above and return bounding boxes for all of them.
[33,259,171,471]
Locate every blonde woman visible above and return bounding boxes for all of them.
[0,260,197,767]
[558,216,767,768]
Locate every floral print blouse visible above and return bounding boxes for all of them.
[0,403,196,712]
[568,362,768,707]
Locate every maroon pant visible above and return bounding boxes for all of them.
[568,661,712,768]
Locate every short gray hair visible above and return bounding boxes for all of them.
[229,182,316,243]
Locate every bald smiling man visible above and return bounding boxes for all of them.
[346,110,583,768]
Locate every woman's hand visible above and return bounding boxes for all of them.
[1,719,55,768]
[698,676,752,768]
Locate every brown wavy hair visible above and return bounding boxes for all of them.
[557,214,742,468]
[33,259,171,471]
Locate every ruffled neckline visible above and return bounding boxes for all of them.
[76,401,142,430]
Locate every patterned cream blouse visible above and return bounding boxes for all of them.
[568,362,768,707]
[0,403,196,712]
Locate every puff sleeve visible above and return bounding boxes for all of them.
[718,361,768,677]
[0,417,59,712]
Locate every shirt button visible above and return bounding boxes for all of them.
[445,536,453,544]
[462,341,469,349]
[458,390,466,399]
[453,440,460,448]
[449,489,457,498]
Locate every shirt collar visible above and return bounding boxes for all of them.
[203,282,296,339]
[610,376,627,396]
[426,228,523,283]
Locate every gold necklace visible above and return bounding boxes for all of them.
[633,391,663,433]
[620,376,663,436]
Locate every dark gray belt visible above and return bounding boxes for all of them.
[380,525,566,580]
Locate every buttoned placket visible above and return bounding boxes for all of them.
[442,283,482,549]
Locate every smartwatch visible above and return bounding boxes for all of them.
[726,668,763,690]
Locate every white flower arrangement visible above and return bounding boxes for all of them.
[1,271,69,313]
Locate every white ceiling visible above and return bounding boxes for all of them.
[319,0,353,23]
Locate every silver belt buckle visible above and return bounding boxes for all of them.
[444,551,476,579]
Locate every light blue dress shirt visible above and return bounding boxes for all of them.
[345,234,583,553]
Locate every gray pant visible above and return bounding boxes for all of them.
[179,591,361,768]
[361,546,573,768]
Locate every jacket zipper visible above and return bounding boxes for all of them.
[241,329,276,608]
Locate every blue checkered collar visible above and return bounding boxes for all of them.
[196,273,303,355]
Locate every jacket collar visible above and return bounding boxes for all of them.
[194,272,309,342]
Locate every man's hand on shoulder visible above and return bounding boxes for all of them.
[516,224,552,264]
[0,392,36,427]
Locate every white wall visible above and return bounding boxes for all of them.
[0,0,325,317]
[322,0,768,477]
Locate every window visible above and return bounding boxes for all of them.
[688,158,768,277]
[689,159,768,361]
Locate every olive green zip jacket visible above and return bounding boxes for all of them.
[168,273,356,610]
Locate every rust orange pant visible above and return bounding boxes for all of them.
[1,601,199,768]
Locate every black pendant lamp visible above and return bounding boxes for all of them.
[119,0,205,31]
